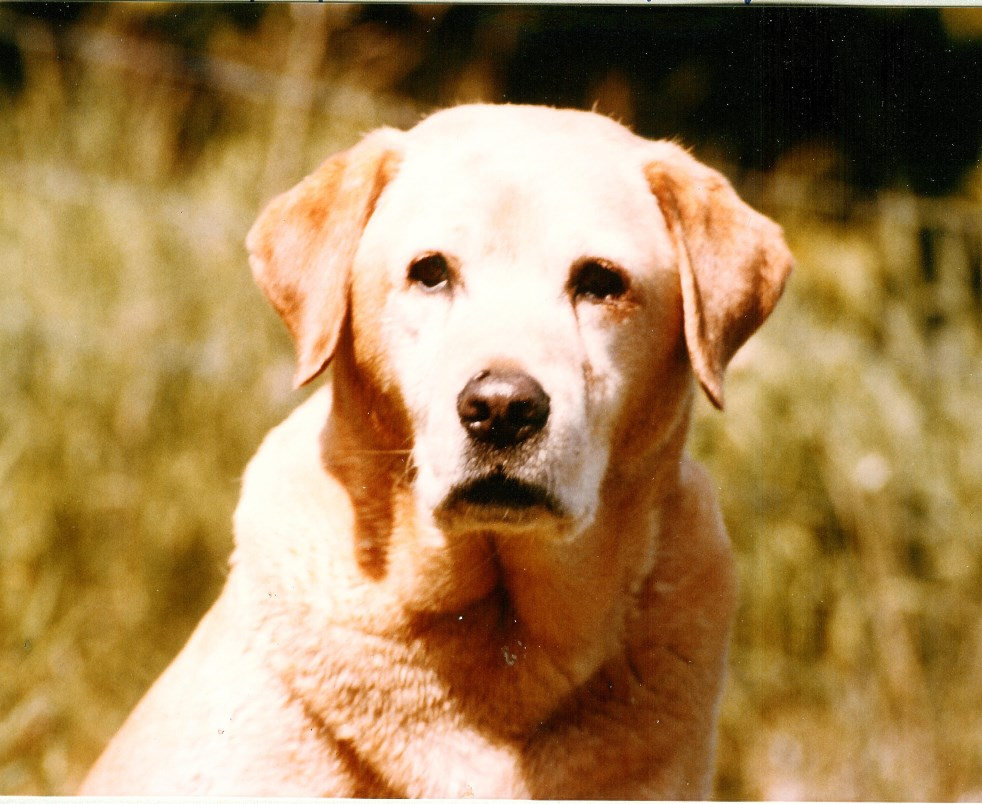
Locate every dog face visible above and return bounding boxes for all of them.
[247,105,791,540]
[351,109,683,534]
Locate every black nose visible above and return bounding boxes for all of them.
[456,369,550,448]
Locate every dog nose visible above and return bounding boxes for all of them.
[457,370,550,448]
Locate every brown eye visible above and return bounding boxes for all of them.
[408,252,451,290]
[569,259,629,302]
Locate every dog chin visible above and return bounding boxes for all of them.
[435,473,567,529]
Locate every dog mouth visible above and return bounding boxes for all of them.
[440,473,563,521]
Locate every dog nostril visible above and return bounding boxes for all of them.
[456,370,550,448]
[458,398,491,425]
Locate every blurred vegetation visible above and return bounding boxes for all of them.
[1,4,980,799]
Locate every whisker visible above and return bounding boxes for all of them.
[336,449,413,456]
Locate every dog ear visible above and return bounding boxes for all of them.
[645,142,792,409]
[247,129,403,387]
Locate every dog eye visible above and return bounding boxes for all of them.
[408,253,451,290]
[569,259,629,302]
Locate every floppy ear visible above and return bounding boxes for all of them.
[645,142,792,409]
[246,128,403,387]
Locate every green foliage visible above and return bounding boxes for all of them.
[1,20,980,798]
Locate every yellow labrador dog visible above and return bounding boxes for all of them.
[81,104,791,798]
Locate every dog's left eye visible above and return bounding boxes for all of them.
[408,253,451,290]
[568,259,629,302]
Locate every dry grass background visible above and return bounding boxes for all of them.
[1,7,981,798]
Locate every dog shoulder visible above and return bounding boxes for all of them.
[241,385,333,494]
[673,455,734,562]
[231,385,355,576]
[630,455,738,678]
[79,587,356,795]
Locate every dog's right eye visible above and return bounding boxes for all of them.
[568,258,630,303]
[407,253,451,291]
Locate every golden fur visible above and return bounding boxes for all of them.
[81,104,791,798]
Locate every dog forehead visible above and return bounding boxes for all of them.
[401,104,646,186]
[367,106,661,262]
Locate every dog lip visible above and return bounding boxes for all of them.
[443,473,561,515]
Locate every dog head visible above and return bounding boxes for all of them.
[247,105,791,538]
